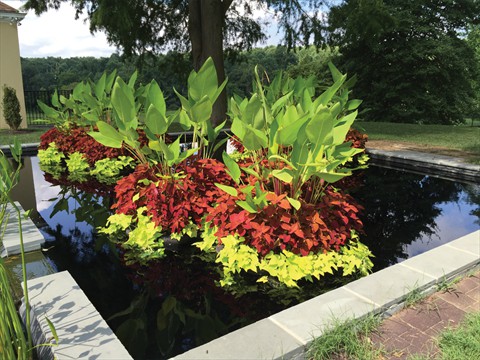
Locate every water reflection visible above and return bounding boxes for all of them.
[10,157,480,359]
[350,167,479,270]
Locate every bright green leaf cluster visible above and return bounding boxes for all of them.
[65,152,90,182]
[37,143,65,178]
[195,228,373,288]
[90,156,135,184]
[100,207,165,265]
[38,144,135,185]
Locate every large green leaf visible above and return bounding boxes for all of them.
[111,78,136,128]
[188,57,218,101]
[271,169,293,183]
[38,101,60,119]
[242,123,268,151]
[215,183,238,197]
[346,99,363,111]
[315,171,349,183]
[88,121,124,148]
[145,104,168,135]
[306,109,334,145]
[333,111,357,145]
[237,200,258,213]
[222,152,241,183]
[190,96,213,123]
[271,91,293,115]
[105,69,117,94]
[95,72,107,99]
[51,90,60,108]
[231,117,246,142]
[276,113,309,146]
[148,80,166,115]
[315,74,346,107]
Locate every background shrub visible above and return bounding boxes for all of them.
[2,85,22,130]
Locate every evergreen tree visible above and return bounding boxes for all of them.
[2,85,22,130]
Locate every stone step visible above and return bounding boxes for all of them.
[21,271,133,360]
[1,201,45,258]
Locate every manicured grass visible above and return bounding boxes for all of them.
[306,315,384,360]
[307,311,480,360]
[354,122,480,155]
[0,129,45,146]
[436,312,480,360]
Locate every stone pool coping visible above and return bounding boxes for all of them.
[1,201,44,257]
[367,148,480,182]
[172,230,480,359]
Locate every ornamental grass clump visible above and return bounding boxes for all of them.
[1,140,58,359]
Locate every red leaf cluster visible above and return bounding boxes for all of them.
[113,158,233,235]
[39,126,151,165]
[206,186,363,257]
[345,128,368,149]
[40,126,125,164]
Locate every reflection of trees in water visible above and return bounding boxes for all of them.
[463,183,480,226]
[352,167,465,270]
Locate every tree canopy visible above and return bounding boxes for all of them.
[24,0,329,123]
[329,0,480,124]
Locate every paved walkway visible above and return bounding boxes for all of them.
[370,270,480,359]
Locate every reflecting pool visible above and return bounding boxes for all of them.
[10,157,480,359]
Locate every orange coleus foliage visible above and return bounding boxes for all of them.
[206,185,363,257]
[39,126,150,165]
[113,158,233,234]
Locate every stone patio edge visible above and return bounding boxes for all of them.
[173,230,480,360]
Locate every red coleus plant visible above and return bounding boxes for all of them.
[206,183,363,257]
[112,158,234,235]
[345,128,368,150]
[39,125,150,165]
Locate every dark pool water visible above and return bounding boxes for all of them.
[11,157,480,359]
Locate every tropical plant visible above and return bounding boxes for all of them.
[2,85,22,130]
[39,59,372,288]
[35,70,118,128]
[0,140,31,358]
[193,63,372,287]
[1,141,58,359]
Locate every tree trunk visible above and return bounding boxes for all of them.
[188,0,232,126]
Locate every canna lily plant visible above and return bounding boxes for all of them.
[196,63,373,287]
[37,58,373,288]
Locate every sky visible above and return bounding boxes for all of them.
[4,0,119,58]
[4,0,282,59]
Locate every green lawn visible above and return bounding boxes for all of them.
[0,129,45,147]
[2,122,480,159]
[354,122,480,155]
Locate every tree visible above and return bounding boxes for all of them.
[2,85,23,130]
[466,25,480,123]
[24,0,329,125]
[329,0,480,124]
